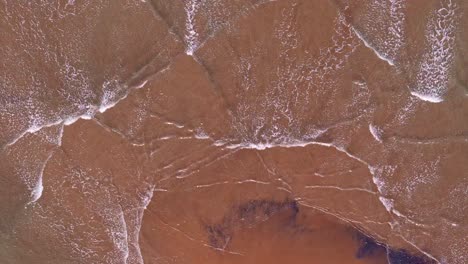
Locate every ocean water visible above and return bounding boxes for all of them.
[0,0,467,263]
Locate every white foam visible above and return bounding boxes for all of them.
[114,208,130,263]
[194,128,210,139]
[351,28,395,66]
[389,0,405,40]
[379,197,394,212]
[164,121,185,129]
[369,124,383,143]
[226,140,312,150]
[142,187,155,210]
[185,0,199,56]
[236,179,270,185]
[28,151,54,204]
[99,89,119,113]
[4,78,146,150]
[134,80,148,90]
[195,181,229,189]
[57,125,64,146]
[229,12,358,146]
[29,177,43,203]
[305,185,376,195]
[410,91,444,103]
[386,0,406,63]
[4,119,64,149]
[413,0,457,103]
[371,169,386,192]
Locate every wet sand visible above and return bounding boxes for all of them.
[0,0,467,263]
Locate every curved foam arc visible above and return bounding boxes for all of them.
[28,150,55,204]
[3,77,152,151]
[369,124,383,143]
[29,177,44,204]
[410,90,444,103]
[4,119,63,149]
[413,0,458,103]
[351,27,395,66]
[350,0,406,66]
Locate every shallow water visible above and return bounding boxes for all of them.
[0,0,467,263]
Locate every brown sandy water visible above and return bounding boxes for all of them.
[0,0,467,263]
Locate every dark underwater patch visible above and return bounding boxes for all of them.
[205,199,299,249]
[354,230,435,264]
[387,249,434,264]
[354,231,383,259]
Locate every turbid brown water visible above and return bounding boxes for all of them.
[0,0,467,263]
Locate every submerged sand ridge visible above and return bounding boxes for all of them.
[0,0,467,263]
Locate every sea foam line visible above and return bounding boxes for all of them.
[225,139,392,214]
[351,27,395,66]
[185,0,200,56]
